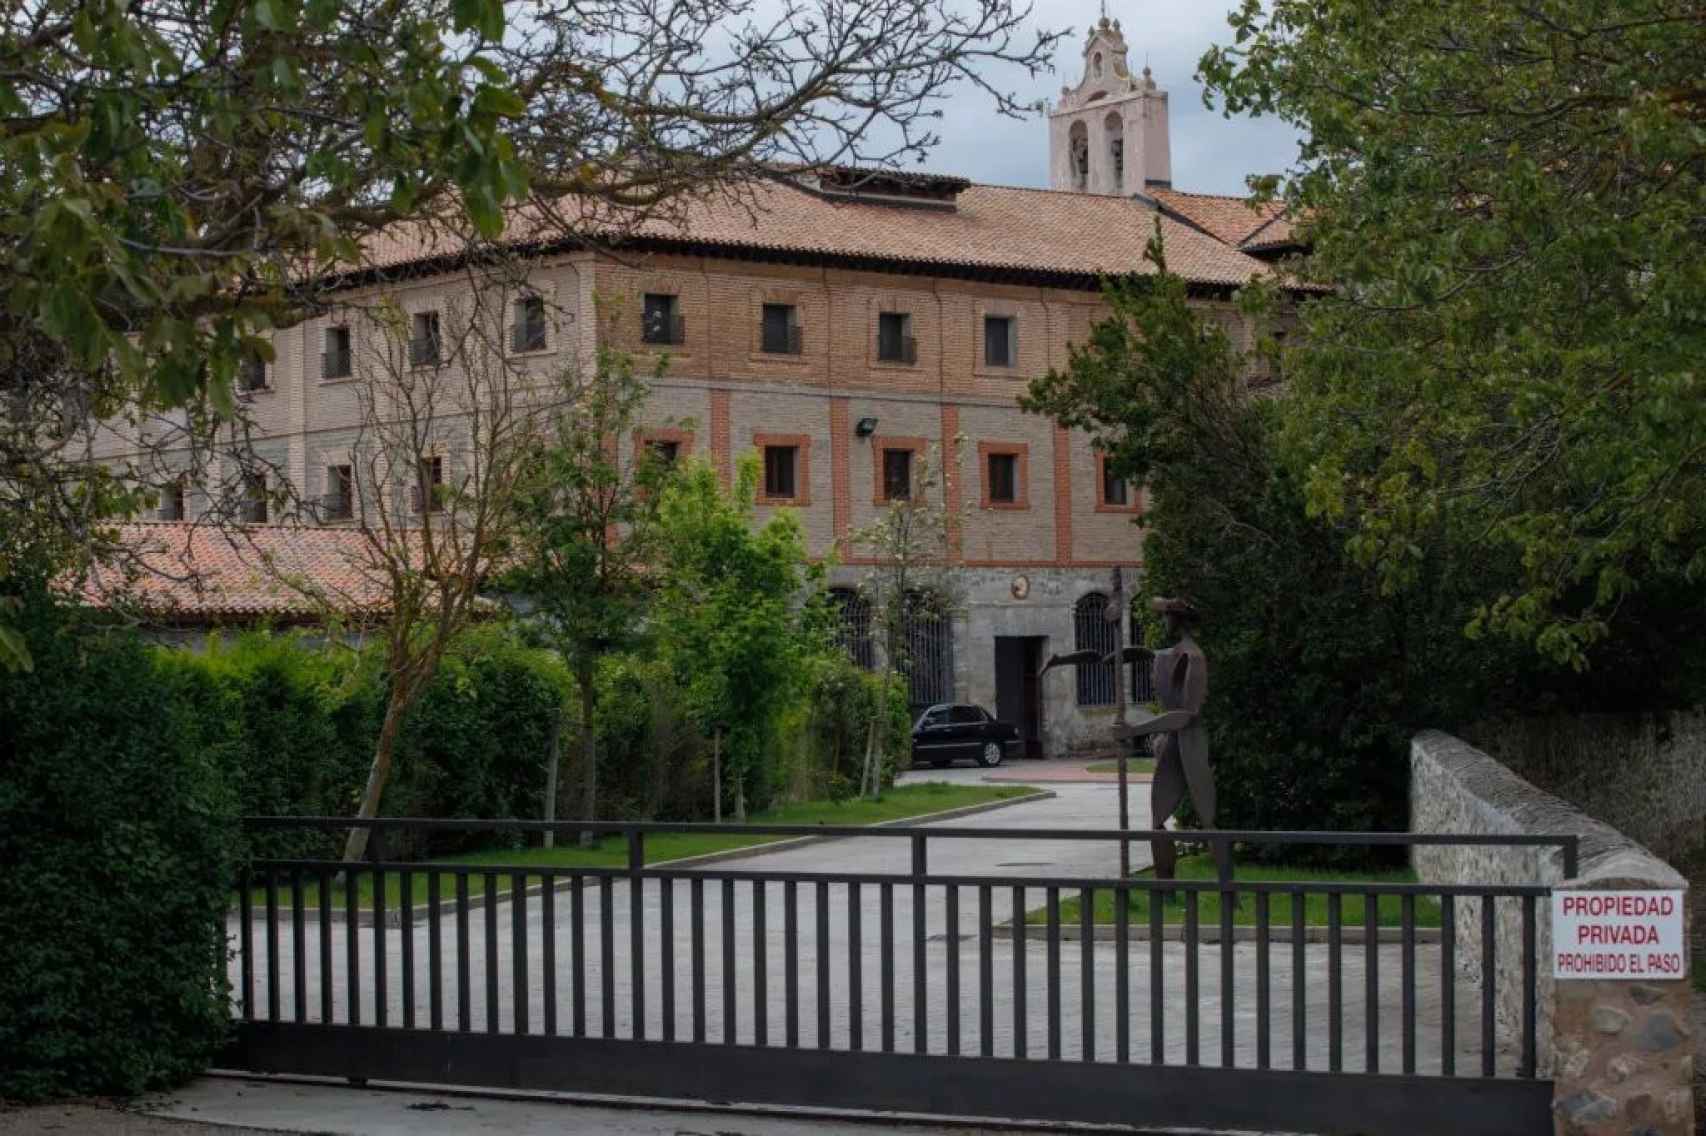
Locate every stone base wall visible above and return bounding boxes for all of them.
[1411,730,1694,1135]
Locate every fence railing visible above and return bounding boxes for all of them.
[232,819,1571,1081]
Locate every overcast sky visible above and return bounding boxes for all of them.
[922,0,1301,196]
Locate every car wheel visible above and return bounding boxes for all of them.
[977,741,1003,768]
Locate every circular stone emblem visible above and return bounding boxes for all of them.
[1010,574,1031,600]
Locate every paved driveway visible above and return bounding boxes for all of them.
[229,772,1520,1079]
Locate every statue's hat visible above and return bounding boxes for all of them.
[1151,596,1199,620]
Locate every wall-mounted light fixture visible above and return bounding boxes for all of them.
[855,416,879,437]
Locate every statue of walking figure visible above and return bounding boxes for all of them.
[1124,597,1227,880]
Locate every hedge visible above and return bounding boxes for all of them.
[0,589,238,1101]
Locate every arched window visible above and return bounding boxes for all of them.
[1093,52,1104,78]
[1105,112,1124,190]
[1129,594,1155,704]
[1074,592,1116,706]
[1068,121,1089,192]
[829,587,874,670]
[901,590,954,709]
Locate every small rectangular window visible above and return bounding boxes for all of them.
[158,477,187,521]
[761,303,801,355]
[648,439,681,468]
[414,456,444,513]
[642,294,683,345]
[882,448,913,502]
[322,326,352,379]
[987,452,1017,504]
[239,353,267,393]
[242,473,268,524]
[324,465,353,520]
[763,445,798,500]
[512,295,547,353]
[1101,463,1129,507]
[877,312,914,364]
[410,311,442,366]
[983,315,1014,367]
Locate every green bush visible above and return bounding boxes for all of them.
[0,587,238,1101]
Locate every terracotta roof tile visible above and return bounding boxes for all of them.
[359,177,1276,289]
[84,523,394,622]
[1147,187,1296,251]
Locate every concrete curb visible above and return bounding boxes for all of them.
[238,788,1056,928]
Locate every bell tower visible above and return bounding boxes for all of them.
[1047,14,1171,195]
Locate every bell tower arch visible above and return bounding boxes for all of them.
[1047,14,1171,196]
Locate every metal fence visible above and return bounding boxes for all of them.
[225,818,1574,1135]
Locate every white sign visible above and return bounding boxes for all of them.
[1552,890,1687,980]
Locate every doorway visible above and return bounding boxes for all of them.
[994,636,1045,759]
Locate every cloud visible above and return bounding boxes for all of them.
[908,0,1301,197]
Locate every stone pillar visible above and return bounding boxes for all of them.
[1551,870,1693,1135]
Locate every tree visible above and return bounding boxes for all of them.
[505,347,664,847]
[1198,0,1706,665]
[265,285,543,861]
[651,456,818,820]
[1,0,1064,665]
[847,439,963,798]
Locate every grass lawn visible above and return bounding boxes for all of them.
[1027,853,1441,929]
[1084,757,1156,776]
[245,782,1035,911]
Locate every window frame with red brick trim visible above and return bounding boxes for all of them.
[977,440,1030,511]
[754,432,812,506]
[633,426,695,472]
[1094,451,1141,514]
[872,435,927,504]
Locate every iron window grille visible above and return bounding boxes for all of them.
[902,591,953,708]
[1073,592,1117,706]
[642,295,685,345]
[761,304,802,355]
[512,295,548,353]
[829,587,875,669]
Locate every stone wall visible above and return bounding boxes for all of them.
[1411,730,1694,1134]
[1467,710,1706,970]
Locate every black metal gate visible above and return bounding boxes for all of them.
[225,820,1573,1135]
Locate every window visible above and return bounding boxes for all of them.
[642,294,683,346]
[829,588,874,669]
[949,705,985,725]
[1069,121,1089,192]
[239,353,267,393]
[877,311,914,364]
[1106,112,1125,190]
[242,473,268,524]
[983,315,1015,367]
[324,465,353,520]
[761,303,801,355]
[322,326,352,379]
[1101,462,1129,507]
[158,476,187,521]
[643,437,684,470]
[987,452,1017,504]
[410,311,442,366]
[902,590,953,709]
[512,294,547,353]
[413,456,444,513]
[881,447,913,501]
[763,445,798,500]
[1074,592,1117,706]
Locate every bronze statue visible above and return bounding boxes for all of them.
[1122,597,1225,880]
[1040,576,1225,880]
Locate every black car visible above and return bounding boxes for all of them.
[910,703,1020,768]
